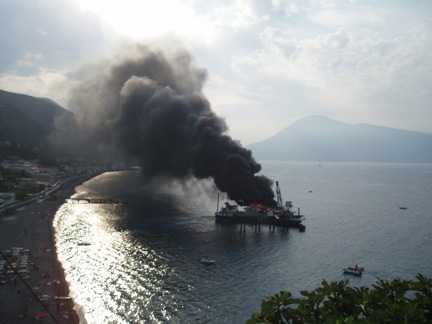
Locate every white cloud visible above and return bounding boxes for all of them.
[284,3,299,17]
[308,7,385,29]
[271,0,280,11]
[0,68,71,105]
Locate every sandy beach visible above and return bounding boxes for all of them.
[0,178,85,324]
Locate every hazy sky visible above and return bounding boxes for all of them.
[1,0,431,144]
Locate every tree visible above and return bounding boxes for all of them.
[247,273,432,323]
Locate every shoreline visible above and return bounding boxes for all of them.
[0,176,89,323]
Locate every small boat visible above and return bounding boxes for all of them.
[399,206,407,210]
[343,268,362,276]
[348,265,364,272]
[53,296,73,301]
[34,313,49,320]
[199,257,215,265]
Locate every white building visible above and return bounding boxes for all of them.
[0,193,16,206]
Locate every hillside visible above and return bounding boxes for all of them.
[0,103,46,147]
[0,89,78,158]
[248,116,432,163]
[0,89,74,133]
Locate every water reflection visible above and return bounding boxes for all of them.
[55,203,172,323]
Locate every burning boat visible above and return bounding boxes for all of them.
[215,181,305,230]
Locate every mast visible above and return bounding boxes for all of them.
[275,181,283,209]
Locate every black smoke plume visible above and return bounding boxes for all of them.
[68,44,276,206]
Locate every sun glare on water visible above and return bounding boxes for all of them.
[79,0,213,40]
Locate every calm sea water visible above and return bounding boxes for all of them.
[54,162,432,323]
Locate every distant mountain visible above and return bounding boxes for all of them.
[0,89,78,157]
[0,89,74,133]
[248,116,432,163]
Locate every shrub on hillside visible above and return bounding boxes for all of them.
[248,273,432,323]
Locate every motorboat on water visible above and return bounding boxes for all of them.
[199,257,215,265]
[343,268,362,276]
[343,264,364,276]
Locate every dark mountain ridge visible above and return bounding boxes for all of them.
[0,89,78,157]
[0,89,73,133]
[248,116,432,163]
[0,102,46,147]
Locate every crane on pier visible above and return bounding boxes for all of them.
[275,181,283,209]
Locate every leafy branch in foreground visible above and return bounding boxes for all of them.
[247,273,432,323]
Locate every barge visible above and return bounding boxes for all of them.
[215,181,305,231]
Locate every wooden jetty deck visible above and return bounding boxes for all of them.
[67,198,124,204]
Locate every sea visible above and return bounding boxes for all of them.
[53,161,432,323]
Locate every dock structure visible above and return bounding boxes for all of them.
[215,181,306,232]
[238,215,289,232]
[67,198,122,204]
[218,214,305,232]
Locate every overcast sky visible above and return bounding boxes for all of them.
[1,0,431,144]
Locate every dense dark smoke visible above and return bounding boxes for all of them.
[68,44,276,206]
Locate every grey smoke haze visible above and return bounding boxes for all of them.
[68,45,276,206]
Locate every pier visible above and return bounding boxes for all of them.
[217,214,305,232]
[67,198,124,204]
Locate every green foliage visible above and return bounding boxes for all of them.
[247,274,432,323]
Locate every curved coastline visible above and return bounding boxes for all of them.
[0,175,95,323]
